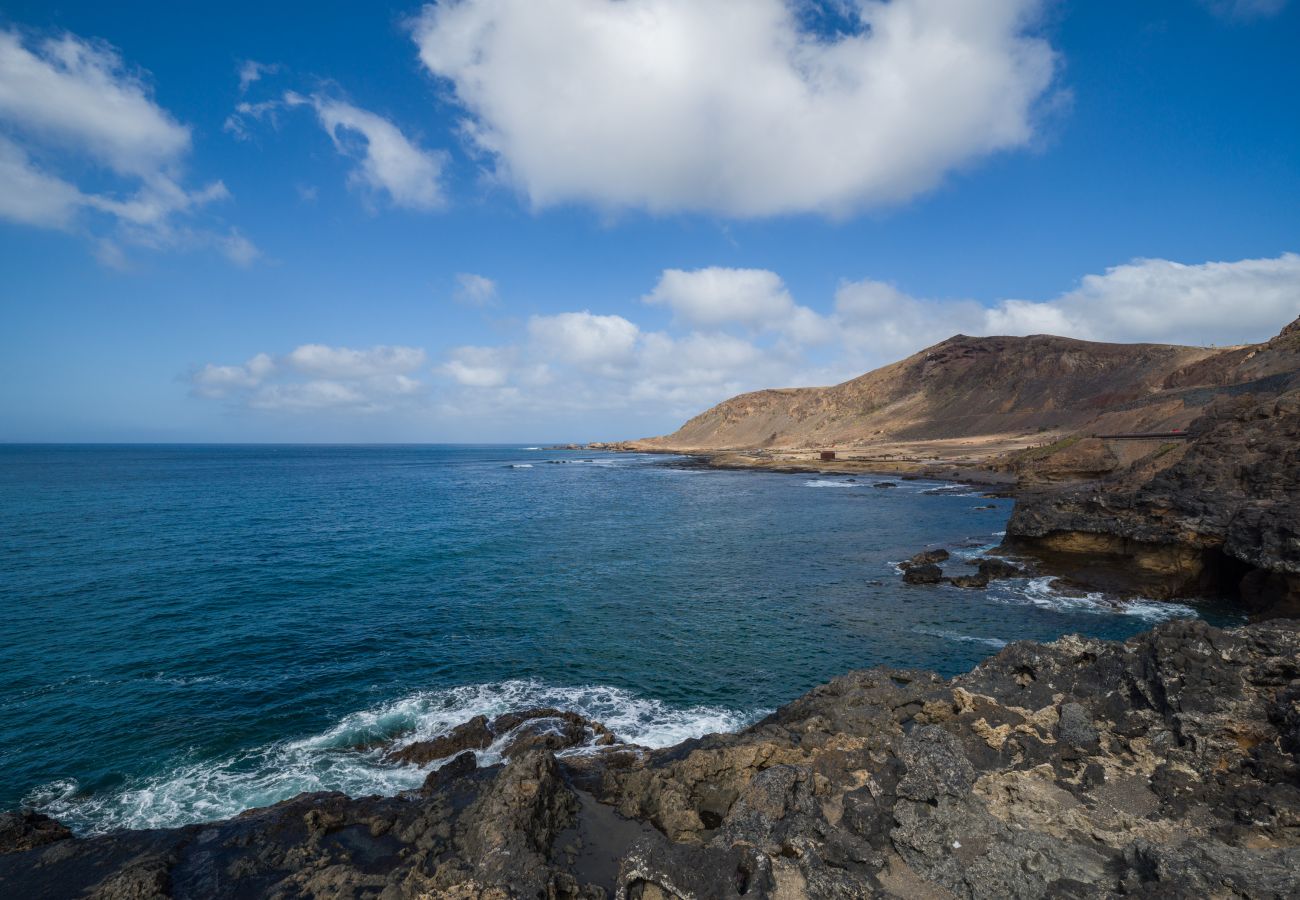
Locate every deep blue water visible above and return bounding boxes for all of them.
[0,445,1238,832]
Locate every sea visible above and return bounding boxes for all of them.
[0,444,1242,834]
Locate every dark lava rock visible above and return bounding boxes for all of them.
[0,811,71,854]
[491,708,616,757]
[384,714,494,765]
[1006,320,1300,617]
[977,557,1028,580]
[6,620,1300,898]
[948,572,990,589]
[873,481,897,488]
[973,504,996,510]
[385,708,616,768]
[899,548,950,569]
[902,563,944,584]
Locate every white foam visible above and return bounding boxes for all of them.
[521,447,542,451]
[30,680,756,835]
[508,463,534,468]
[913,627,1008,649]
[993,577,1198,622]
[803,479,859,488]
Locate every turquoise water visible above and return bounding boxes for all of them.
[0,445,1236,833]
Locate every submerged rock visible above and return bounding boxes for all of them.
[5,619,1300,898]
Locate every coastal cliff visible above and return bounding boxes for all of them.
[1005,318,1300,616]
[4,618,1299,898]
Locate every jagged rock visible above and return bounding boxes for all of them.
[491,708,616,758]
[903,563,944,584]
[976,557,1028,580]
[0,811,72,854]
[1006,319,1300,617]
[385,709,616,768]
[901,549,950,569]
[5,620,1300,898]
[948,573,990,589]
[385,714,494,765]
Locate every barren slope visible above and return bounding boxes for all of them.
[635,333,1223,451]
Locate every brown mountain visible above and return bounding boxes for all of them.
[633,331,1272,452]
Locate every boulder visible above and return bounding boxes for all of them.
[903,563,944,585]
[948,573,990,589]
[977,557,1028,580]
[899,549,950,570]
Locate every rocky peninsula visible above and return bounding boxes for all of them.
[4,618,1299,898]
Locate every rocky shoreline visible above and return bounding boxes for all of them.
[597,316,1300,621]
[4,618,1299,898]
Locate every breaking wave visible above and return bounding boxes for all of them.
[912,627,1008,649]
[28,680,756,836]
[991,576,1199,622]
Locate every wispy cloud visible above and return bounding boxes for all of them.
[0,28,256,265]
[285,92,448,211]
[193,344,428,412]
[453,272,498,306]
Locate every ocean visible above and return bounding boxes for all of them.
[0,444,1240,834]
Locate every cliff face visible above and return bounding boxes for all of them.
[1007,319,1300,616]
[637,334,1219,451]
[4,619,1299,898]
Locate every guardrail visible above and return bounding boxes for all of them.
[1094,431,1194,440]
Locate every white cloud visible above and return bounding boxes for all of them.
[193,344,428,412]
[441,345,512,387]
[989,253,1300,346]
[527,311,640,370]
[0,30,189,175]
[0,135,84,227]
[286,92,448,211]
[645,268,793,329]
[454,272,498,306]
[192,353,276,397]
[0,28,252,263]
[835,252,1300,365]
[410,0,1056,217]
[286,344,427,379]
[643,267,833,344]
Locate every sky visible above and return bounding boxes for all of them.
[1,0,1298,443]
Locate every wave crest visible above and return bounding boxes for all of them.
[29,680,755,835]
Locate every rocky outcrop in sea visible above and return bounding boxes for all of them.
[4,618,1299,898]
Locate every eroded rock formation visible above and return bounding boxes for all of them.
[4,618,1299,898]
[1007,318,1300,616]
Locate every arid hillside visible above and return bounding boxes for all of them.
[631,330,1289,452]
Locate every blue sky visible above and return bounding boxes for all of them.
[1,0,1298,442]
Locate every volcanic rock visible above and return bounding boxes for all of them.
[5,620,1300,898]
[902,563,944,585]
